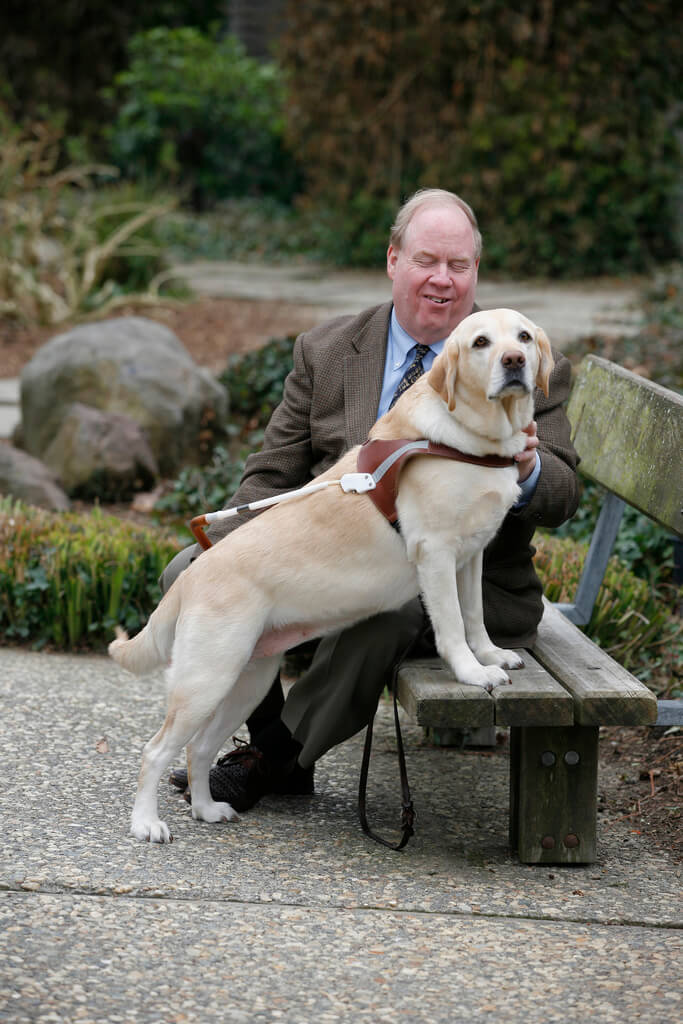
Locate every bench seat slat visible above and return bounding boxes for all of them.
[533,600,658,726]
[396,653,574,729]
[396,659,493,728]
[493,652,574,726]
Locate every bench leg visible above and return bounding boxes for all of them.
[509,725,598,864]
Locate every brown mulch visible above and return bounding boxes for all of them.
[2,296,681,862]
[598,725,682,863]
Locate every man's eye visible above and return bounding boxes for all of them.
[519,330,532,342]
[473,336,489,348]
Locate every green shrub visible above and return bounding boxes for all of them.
[553,478,676,590]
[218,335,295,425]
[155,440,249,521]
[0,2,226,143]
[281,1,681,275]
[0,498,182,650]
[107,27,300,206]
[534,534,682,697]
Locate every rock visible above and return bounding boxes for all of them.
[42,403,159,500]
[19,316,228,476]
[0,443,70,510]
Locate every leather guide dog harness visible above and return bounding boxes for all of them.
[190,438,514,549]
[357,438,516,527]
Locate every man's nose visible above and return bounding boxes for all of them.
[429,261,451,283]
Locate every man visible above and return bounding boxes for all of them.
[165,188,580,810]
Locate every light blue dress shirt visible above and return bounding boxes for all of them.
[377,309,446,418]
[375,308,540,506]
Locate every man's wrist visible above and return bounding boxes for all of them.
[513,452,541,507]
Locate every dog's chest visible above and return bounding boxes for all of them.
[396,460,519,554]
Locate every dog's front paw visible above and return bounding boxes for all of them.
[458,663,511,692]
[475,647,524,670]
[130,816,172,844]
[191,800,239,824]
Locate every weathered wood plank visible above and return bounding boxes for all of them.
[566,355,683,535]
[493,651,574,727]
[533,601,658,725]
[511,725,599,864]
[396,658,493,728]
[396,653,574,729]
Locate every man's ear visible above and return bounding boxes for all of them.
[428,345,458,411]
[535,328,554,397]
[386,244,398,280]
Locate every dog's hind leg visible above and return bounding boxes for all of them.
[186,655,281,824]
[130,613,264,843]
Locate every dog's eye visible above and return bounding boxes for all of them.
[519,330,532,343]
[472,335,489,348]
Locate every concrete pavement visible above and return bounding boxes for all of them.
[1,646,681,1023]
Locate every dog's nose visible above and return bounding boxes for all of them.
[502,350,526,369]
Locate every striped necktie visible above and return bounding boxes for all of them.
[389,344,431,409]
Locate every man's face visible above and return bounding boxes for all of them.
[387,204,479,346]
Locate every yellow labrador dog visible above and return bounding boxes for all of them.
[110,308,553,842]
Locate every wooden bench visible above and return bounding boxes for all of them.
[397,355,683,864]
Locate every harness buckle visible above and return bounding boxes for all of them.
[339,472,377,494]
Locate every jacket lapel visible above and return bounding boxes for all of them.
[343,302,392,446]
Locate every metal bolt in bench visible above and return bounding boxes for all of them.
[397,356,683,864]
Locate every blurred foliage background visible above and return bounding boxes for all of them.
[0,0,680,276]
[279,0,682,273]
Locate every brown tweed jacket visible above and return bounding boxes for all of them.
[208,301,579,647]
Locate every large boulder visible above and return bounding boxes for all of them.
[19,316,228,477]
[42,402,159,500]
[0,443,70,510]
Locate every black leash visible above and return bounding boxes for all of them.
[358,642,419,851]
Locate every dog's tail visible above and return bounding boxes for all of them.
[108,582,181,675]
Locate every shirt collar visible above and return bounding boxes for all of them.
[390,308,448,367]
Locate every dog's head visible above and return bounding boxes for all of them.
[428,308,553,412]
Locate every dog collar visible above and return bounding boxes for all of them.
[357,438,516,525]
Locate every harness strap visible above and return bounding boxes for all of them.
[357,438,516,525]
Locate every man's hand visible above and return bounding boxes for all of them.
[514,421,539,482]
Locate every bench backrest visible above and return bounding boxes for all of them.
[567,355,683,536]
[557,356,682,627]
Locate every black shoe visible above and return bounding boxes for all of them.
[168,738,314,812]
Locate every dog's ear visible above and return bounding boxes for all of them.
[535,328,554,397]
[428,345,458,411]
